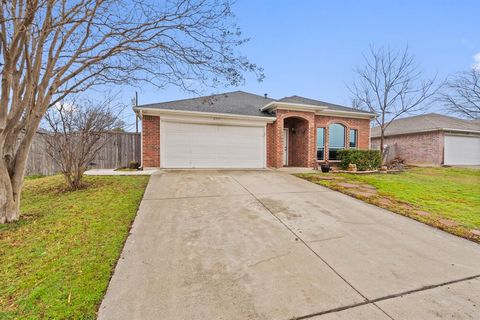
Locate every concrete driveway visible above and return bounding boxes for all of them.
[98,170,480,320]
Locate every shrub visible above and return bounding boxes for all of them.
[337,149,381,171]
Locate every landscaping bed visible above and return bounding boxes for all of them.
[296,167,480,242]
[0,175,149,319]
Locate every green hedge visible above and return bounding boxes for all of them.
[337,149,381,171]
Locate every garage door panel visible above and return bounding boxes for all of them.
[162,121,265,168]
[444,135,480,165]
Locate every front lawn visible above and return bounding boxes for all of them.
[0,175,149,319]
[297,167,480,242]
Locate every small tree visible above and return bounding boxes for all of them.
[438,69,480,119]
[0,0,263,223]
[349,45,440,158]
[42,97,124,189]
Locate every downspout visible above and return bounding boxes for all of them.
[135,91,139,133]
[139,110,143,168]
[369,126,372,150]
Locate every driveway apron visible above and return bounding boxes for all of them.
[98,170,480,320]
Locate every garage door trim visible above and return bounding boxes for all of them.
[160,118,267,169]
[444,134,480,165]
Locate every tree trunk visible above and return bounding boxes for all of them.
[0,161,21,223]
[0,124,34,224]
[380,130,386,165]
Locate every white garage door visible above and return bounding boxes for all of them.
[444,135,480,165]
[161,121,265,168]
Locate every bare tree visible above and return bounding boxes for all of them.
[42,97,124,189]
[0,0,263,223]
[349,45,440,158]
[438,69,480,119]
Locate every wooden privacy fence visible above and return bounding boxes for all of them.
[26,131,141,176]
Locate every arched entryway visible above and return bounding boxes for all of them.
[283,117,310,167]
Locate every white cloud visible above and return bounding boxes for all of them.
[473,52,480,70]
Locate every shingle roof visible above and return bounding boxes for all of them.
[371,113,480,138]
[278,95,372,114]
[136,91,371,117]
[137,91,275,117]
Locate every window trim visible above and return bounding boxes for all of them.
[316,127,325,161]
[349,128,358,149]
[327,123,346,161]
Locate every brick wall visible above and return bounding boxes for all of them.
[285,117,310,166]
[266,111,372,168]
[142,115,160,167]
[141,111,372,169]
[371,131,444,165]
[315,115,370,147]
[315,116,370,162]
[269,109,316,168]
[266,123,275,167]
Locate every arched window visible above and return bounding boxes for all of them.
[328,123,345,160]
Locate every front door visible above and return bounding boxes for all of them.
[283,128,288,166]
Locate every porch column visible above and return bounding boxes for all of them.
[273,114,285,168]
[307,114,317,168]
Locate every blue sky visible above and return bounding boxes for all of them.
[118,0,479,128]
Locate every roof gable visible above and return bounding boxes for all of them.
[278,95,371,114]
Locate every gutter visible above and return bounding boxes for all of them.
[260,101,328,112]
[316,109,376,119]
[133,106,276,123]
[260,101,376,119]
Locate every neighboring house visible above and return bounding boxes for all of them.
[471,119,480,126]
[371,113,480,166]
[134,91,375,169]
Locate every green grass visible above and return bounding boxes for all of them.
[297,167,480,241]
[340,167,479,228]
[24,174,45,180]
[0,175,149,319]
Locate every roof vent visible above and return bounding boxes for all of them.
[264,93,268,99]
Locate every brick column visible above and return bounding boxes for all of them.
[272,109,316,168]
[142,115,160,167]
[273,117,285,168]
[266,123,275,167]
[307,117,316,167]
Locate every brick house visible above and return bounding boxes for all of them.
[371,113,480,166]
[134,91,375,169]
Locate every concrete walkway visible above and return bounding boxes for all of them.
[98,170,480,320]
[84,168,158,176]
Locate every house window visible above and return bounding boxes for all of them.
[349,129,358,149]
[317,128,325,160]
[328,123,345,160]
